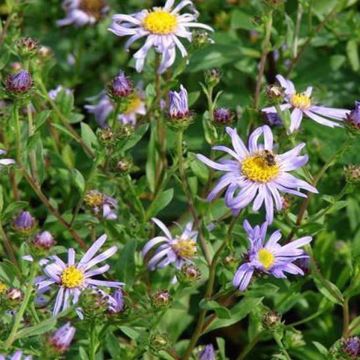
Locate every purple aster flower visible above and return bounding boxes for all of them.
[85,93,113,128]
[342,336,360,357]
[48,85,73,100]
[233,220,312,291]
[49,322,76,353]
[33,231,56,250]
[199,344,216,360]
[263,112,283,127]
[0,149,15,168]
[142,218,198,270]
[5,70,32,94]
[0,351,32,360]
[345,101,360,129]
[13,211,36,234]
[35,234,123,317]
[169,85,189,119]
[108,0,213,74]
[213,108,234,125]
[109,71,133,98]
[57,0,108,27]
[197,126,317,223]
[84,190,118,220]
[262,74,350,133]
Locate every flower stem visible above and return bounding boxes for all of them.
[27,102,39,184]
[343,297,350,338]
[13,103,22,163]
[0,221,19,272]
[4,262,37,349]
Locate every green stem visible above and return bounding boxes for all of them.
[4,263,37,349]
[237,332,264,360]
[273,334,291,360]
[27,102,39,184]
[0,222,20,273]
[343,297,350,338]
[13,103,21,163]
[124,175,146,221]
[89,320,97,360]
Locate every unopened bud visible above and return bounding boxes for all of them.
[150,334,169,352]
[192,30,213,48]
[262,311,281,329]
[263,112,283,127]
[33,231,56,250]
[345,165,360,184]
[179,264,201,282]
[345,101,360,132]
[116,158,132,174]
[5,70,33,95]
[151,290,171,308]
[199,344,216,360]
[213,108,234,126]
[13,211,37,235]
[107,71,133,100]
[17,37,39,57]
[341,336,360,358]
[205,68,221,88]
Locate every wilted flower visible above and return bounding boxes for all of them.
[0,150,15,169]
[262,310,281,329]
[197,126,317,223]
[213,108,234,126]
[341,336,360,358]
[49,322,76,353]
[262,74,350,133]
[143,218,198,270]
[345,165,360,184]
[345,101,360,130]
[108,0,213,74]
[266,84,284,101]
[5,70,33,94]
[199,344,216,360]
[48,85,73,100]
[233,220,311,291]
[151,290,171,308]
[6,288,23,302]
[169,85,190,120]
[57,0,109,27]
[33,231,56,250]
[108,71,133,99]
[13,211,36,234]
[35,234,122,316]
[17,37,39,56]
[0,351,32,360]
[84,190,118,220]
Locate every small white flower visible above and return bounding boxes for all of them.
[108,0,213,74]
[0,150,15,168]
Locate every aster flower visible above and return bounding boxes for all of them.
[35,234,122,316]
[49,322,76,353]
[5,70,32,94]
[0,150,15,168]
[262,74,350,133]
[108,71,133,99]
[33,231,56,250]
[84,190,118,220]
[197,125,317,223]
[85,91,146,127]
[57,0,108,27]
[199,344,216,360]
[0,351,32,360]
[342,336,360,358]
[169,85,189,119]
[108,0,213,74]
[345,101,360,130]
[233,220,312,291]
[48,85,73,100]
[142,218,197,270]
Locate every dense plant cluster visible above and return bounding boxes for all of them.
[0,0,360,359]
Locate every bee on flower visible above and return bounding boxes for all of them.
[262,74,350,133]
[233,220,312,291]
[197,125,317,223]
[108,0,213,74]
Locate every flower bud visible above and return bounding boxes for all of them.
[341,336,360,358]
[38,45,53,59]
[179,264,201,282]
[98,127,115,144]
[6,288,23,302]
[213,108,234,126]
[108,71,133,99]
[5,70,33,95]
[150,334,169,352]
[192,30,213,48]
[345,165,360,184]
[199,344,216,360]
[204,68,221,88]
[262,310,281,329]
[345,101,360,131]
[116,158,132,174]
[17,37,39,57]
[13,211,36,235]
[33,231,56,250]
[49,322,76,353]
[151,290,171,308]
[266,84,284,102]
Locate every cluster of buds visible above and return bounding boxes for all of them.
[16,37,39,58]
[341,336,360,358]
[150,290,171,308]
[5,70,33,95]
[32,231,56,251]
[84,190,118,220]
[344,165,360,184]
[213,108,234,126]
[13,211,36,235]
[48,322,76,354]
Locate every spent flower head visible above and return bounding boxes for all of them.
[345,165,360,184]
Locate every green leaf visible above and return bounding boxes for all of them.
[313,276,344,305]
[81,123,98,150]
[312,341,329,356]
[146,126,157,193]
[35,110,52,131]
[71,169,85,193]
[119,326,141,340]
[230,10,254,31]
[15,317,57,339]
[199,299,232,319]
[117,239,137,286]
[146,188,174,219]
[346,39,359,72]
[122,124,149,152]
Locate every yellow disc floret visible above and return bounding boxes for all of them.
[290,93,311,110]
[124,95,142,115]
[172,238,197,259]
[143,10,177,35]
[258,248,275,270]
[241,155,279,183]
[61,266,85,288]
[0,282,7,294]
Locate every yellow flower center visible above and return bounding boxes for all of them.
[124,95,142,115]
[241,154,279,183]
[80,0,107,19]
[61,266,85,288]
[0,282,7,294]
[258,248,275,270]
[172,238,197,259]
[84,191,104,208]
[290,93,311,110]
[143,10,177,35]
